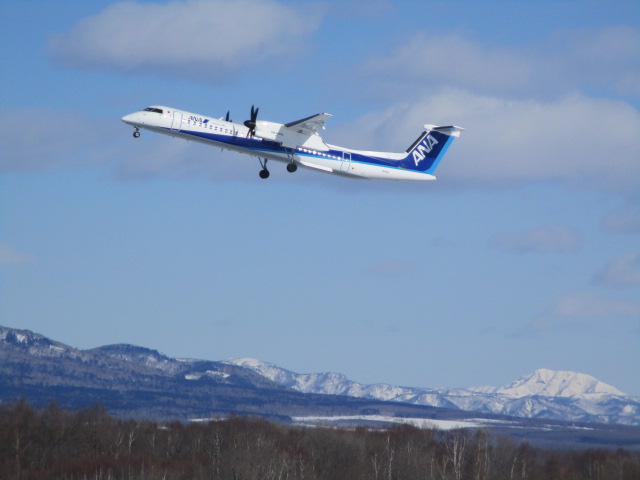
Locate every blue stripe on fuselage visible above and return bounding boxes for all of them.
[166,127,432,176]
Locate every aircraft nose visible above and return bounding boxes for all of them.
[121,113,138,125]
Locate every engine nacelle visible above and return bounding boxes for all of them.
[254,121,282,142]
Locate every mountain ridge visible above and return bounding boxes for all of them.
[226,357,640,426]
[0,325,484,423]
[2,326,639,428]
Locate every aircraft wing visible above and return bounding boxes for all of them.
[284,113,332,136]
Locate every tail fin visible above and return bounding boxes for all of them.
[399,125,463,173]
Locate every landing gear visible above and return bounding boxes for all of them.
[286,148,298,173]
[256,157,297,178]
[133,128,140,138]
[258,158,269,179]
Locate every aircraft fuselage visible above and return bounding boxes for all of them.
[122,106,462,180]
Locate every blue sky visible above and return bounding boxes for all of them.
[1,0,639,396]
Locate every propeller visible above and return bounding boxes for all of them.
[225,111,231,122]
[243,105,259,137]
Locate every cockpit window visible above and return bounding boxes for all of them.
[143,107,164,114]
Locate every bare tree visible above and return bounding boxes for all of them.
[444,430,467,480]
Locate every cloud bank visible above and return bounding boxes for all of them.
[341,26,640,192]
[548,290,640,319]
[50,0,323,81]
[339,90,640,191]
[360,27,640,99]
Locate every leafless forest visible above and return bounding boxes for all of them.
[1,400,639,480]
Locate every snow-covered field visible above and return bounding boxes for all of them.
[292,415,487,430]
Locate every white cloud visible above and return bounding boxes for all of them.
[0,244,35,265]
[50,0,323,81]
[515,290,640,336]
[337,89,640,191]
[549,26,640,97]
[360,32,534,96]
[359,26,640,98]
[593,252,640,288]
[549,290,640,318]
[344,27,640,192]
[488,225,581,254]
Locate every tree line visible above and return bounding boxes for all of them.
[0,399,638,480]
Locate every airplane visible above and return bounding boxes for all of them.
[121,105,463,180]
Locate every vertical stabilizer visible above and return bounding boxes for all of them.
[399,125,463,173]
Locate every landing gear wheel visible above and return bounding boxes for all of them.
[258,157,269,179]
[133,129,140,138]
[287,163,298,173]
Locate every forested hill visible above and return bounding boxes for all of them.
[2,401,640,480]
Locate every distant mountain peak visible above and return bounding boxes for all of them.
[496,369,626,398]
[226,358,639,426]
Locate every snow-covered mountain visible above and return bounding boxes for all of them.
[227,358,640,426]
[486,368,626,398]
[3,325,638,427]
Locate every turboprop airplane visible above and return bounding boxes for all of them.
[121,105,463,180]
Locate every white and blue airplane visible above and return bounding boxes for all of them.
[121,105,462,180]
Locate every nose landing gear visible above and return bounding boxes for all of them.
[133,128,140,138]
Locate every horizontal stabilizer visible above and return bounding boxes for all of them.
[423,125,465,137]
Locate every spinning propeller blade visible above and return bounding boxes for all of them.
[243,105,259,137]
